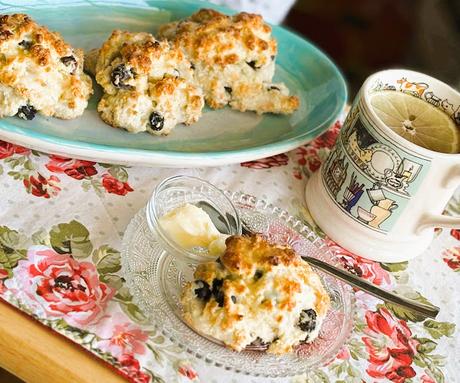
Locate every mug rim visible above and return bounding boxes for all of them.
[361,68,460,158]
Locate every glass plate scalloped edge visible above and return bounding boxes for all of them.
[121,191,356,377]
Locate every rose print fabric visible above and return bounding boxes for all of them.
[0,116,458,383]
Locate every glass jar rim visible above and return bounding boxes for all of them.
[146,175,242,263]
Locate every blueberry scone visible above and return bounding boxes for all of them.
[0,14,92,120]
[89,30,204,135]
[181,234,330,354]
[159,9,299,115]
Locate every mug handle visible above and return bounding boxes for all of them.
[416,167,460,234]
[416,214,460,234]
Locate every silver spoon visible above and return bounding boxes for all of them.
[196,201,439,320]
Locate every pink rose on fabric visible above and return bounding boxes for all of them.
[23,173,61,198]
[293,145,329,179]
[177,361,199,380]
[101,173,134,196]
[442,246,460,271]
[0,268,8,294]
[326,239,391,288]
[311,120,341,149]
[0,140,30,159]
[5,246,114,327]
[421,374,435,383]
[45,155,97,180]
[362,307,418,383]
[336,346,350,360]
[95,312,148,357]
[118,354,151,383]
[241,153,289,169]
[450,229,460,241]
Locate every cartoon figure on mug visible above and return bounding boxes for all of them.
[383,168,409,192]
[357,183,398,229]
[396,77,429,98]
[424,91,442,107]
[324,148,349,198]
[383,158,422,194]
[341,173,364,213]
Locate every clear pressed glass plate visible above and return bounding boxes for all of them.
[121,192,355,377]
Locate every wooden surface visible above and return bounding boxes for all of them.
[0,300,127,383]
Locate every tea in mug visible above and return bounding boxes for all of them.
[370,90,460,154]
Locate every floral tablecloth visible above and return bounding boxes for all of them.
[0,118,458,383]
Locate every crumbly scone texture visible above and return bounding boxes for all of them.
[92,30,204,135]
[159,8,299,115]
[0,14,92,120]
[181,234,330,354]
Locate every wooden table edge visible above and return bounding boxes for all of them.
[0,298,127,383]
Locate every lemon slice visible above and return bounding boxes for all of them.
[370,90,459,154]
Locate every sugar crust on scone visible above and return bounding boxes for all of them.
[90,30,204,135]
[159,8,299,115]
[0,14,92,120]
[181,234,330,354]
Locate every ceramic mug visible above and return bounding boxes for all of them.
[305,69,460,262]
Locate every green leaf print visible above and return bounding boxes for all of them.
[380,261,408,272]
[151,375,166,383]
[92,245,121,274]
[23,159,34,171]
[347,338,367,360]
[114,285,132,302]
[120,301,148,324]
[4,155,26,169]
[49,220,93,258]
[98,272,133,303]
[99,274,124,291]
[108,166,128,182]
[99,272,148,324]
[81,180,92,192]
[415,347,447,383]
[0,226,27,271]
[423,320,455,339]
[330,360,347,377]
[426,363,445,383]
[150,335,165,345]
[31,228,51,246]
[416,337,437,353]
[383,288,434,322]
[297,370,330,383]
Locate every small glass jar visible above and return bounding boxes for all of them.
[146,175,242,270]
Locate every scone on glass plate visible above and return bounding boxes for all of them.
[159,9,299,115]
[0,14,92,120]
[181,234,330,354]
[86,30,204,136]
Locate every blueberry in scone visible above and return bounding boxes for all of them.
[159,9,299,115]
[181,234,330,354]
[87,30,204,135]
[0,14,92,120]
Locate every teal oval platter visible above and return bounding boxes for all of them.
[0,0,347,167]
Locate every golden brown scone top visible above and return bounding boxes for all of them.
[222,234,302,274]
[0,14,75,67]
[95,30,195,95]
[0,13,92,119]
[194,234,330,318]
[159,8,277,68]
[184,234,331,353]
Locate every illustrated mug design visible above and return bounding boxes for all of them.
[306,69,460,262]
[321,96,429,234]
